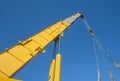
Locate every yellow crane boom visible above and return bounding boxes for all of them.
[0,12,83,81]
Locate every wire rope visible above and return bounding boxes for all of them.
[82,17,115,81]
[93,37,115,81]
[92,37,102,81]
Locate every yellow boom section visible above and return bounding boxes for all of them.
[0,77,21,81]
[0,21,70,78]
[0,12,83,81]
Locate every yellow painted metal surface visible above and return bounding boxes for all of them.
[0,21,70,78]
[0,77,21,81]
[48,59,56,81]
[54,54,61,81]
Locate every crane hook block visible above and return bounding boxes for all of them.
[89,29,95,37]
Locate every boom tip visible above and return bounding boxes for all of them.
[77,11,84,18]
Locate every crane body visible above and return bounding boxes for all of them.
[0,12,83,81]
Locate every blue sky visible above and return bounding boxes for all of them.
[0,0,120,81]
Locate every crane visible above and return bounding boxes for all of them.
[0,12,84,81]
